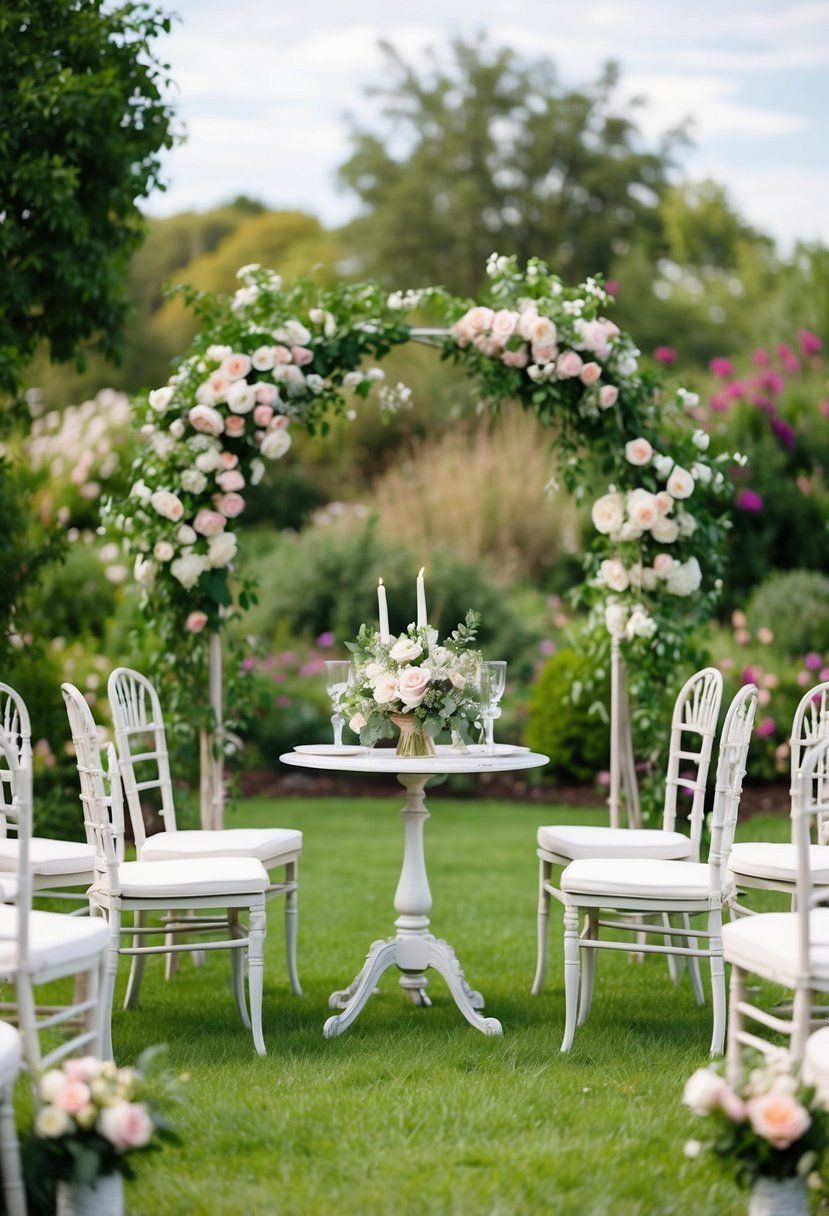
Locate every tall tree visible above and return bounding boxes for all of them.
[337,37,685,295]
[0,0,179,400]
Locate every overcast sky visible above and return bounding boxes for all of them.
[146,0,829,253]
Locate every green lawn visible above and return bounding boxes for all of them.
[22,791,797,1215]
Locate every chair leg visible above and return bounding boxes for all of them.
[0,1082,26,1216]
[124,911,148,1009]
[561,902,581,1052]
[531,858,552,996]
[684,914,705,1006]
[14,978,41,1074]
[228,912,250,1030]
[101,913,121,1062]
[284,860,302,997]
[662,913,683,986]
[726,963,746,1085]
[578,911,598,1026]
[791,987,812,1062]
[248,901,266,1056]
[708,912,725,1056]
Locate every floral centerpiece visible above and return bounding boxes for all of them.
[30,1048,180,1213]
[682,1050,828,1215]
[341,610,483,758]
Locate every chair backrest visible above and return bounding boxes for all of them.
[0,731,31,963]
[706,683,759,896]
[61,684,125,887]
[662,667,724,857]
[790,682,829,841]
[107,667,178,852]
[794,736,829,968]
[0,684,33,830]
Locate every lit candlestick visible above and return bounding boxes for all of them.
[377,577,390,643]
[416,566,427,628]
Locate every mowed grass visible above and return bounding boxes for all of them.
[24,791,795,1215]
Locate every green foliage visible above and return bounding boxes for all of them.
[523,650,609,782]
[0,0,179,399]
[746,570,829,659]
[337,38,681,295]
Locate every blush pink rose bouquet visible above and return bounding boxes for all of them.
[340,611,483,752]
[682,1050,828,1190]
[30,1046,182,1188]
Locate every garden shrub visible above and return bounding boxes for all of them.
[523,649,609,782]
[745,569,829,658]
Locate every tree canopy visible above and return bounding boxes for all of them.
[0,0,179,399]
[337,37,685,296]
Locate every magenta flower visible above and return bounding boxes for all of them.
[710,391,730,413]
[769,416,796,451]
[741,666,760,686]
[316,631,335,648]
[653,346,676,364]
[822,401,829,420]
[539,639,556,656]
[753,349,770,367]
[735,489,763,512]
[760,370,785,395]
[605,280,619,296]
[240,656,257,673]
[725,381,745,400]
[755,718,776,738]
[709,357,734,378]
[805,652,824,671]
[798,329,822,356]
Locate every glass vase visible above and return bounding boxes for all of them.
[56,1173,124,1216]
[748,1175,809,1216]
[389,712,436,759]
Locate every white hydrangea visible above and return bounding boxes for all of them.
[181,469,208,495]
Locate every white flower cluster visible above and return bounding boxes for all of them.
[26,389,132,512]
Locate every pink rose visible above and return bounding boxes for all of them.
[599,384,619,409]
[217,492,246,518]
[372,674,398,705]
[186,611,208,634]
[220,353,252,381]
[653,553,674,576]
[580,361,602,385]
[719,1087,747,1122]
[397,665,430,709]
[193,509,226,537]
[98,1101,154,1151]
[55,1080,91,1115]
[271,414,289,430]
[218,451,239,470]
[254,383,278,405]
[502,348,529,369]
[625,438,653,466]
[206,372,230,399]
[188,405,225,437]
[273,345,292,364]
[291,346,314,366]
[224,415,246,438]
[556,351,584,378]
[216,469,245,492]
[473,335,500,357]
[62,1057,99,1084]
[253,404,274,427]
[491,309,519,344]
[531,343,557,364]
[746,1091,811,1149]
[529,316,557,347]
[464,306,495,334]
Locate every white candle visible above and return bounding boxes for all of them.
[416,566,427,628]
[377,577,390,643]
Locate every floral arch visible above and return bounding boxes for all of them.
[108,255,734,828]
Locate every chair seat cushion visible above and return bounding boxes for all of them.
[728,842,829,885]
[0,1021,21,1084]
[561,857,712,901]
[0,837,95,877]
[537,824,693,861]
[103,857,269,899]
[139,828,302,866]
[722,909,829,987]
[0,907,109,973]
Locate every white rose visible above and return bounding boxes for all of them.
[35,1105,72,1139]
[604,603,628,638]
[678,511,698,537]
[259,429,292,460]
[389,638,422,663]
[691,461,712,485]
[667,465,695,499]
[624,438,653,466]
[169,419,185,440]
[39,1070,68,1104]
[692,429,710,451]
[626,489,659,531]
[195,448,222,473]
[130,479,152,502]
[625,606,657,640]
[148,386,174,413]
[650,514,680,544]
[666,557,702,596]
[599,559,629,592]
[652,454,674,480]
[170,553,209,590]
[227,380,256,414]
[251,346,275,371]
[249,458,265,486]
[617,354,639,376]
[591,492,625,535]
[177,524,197,546]
[683,1067,726,1116]
[188,405,225,436]
[150,490,184,522]
[133,556,155,588]
[153,541,174,562]
[208,531,238,568]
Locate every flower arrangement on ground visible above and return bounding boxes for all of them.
[31,1048,181,1189]
[341,611,483,756]
[682,1050,828,1198]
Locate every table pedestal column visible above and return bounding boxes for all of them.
[324,774,502,1038]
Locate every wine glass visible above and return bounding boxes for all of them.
[323,660,352,748]
[478,660,507,754]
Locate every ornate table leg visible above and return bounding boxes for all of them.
[324,939,399,1037]
[393,774,433,1005]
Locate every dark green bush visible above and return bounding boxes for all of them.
[745,569,829,658]
[523,649,609,782]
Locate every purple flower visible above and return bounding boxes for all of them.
[760,371,785,395]
[769,416,796,451]
[709,357,734,378]
[316,631,335,648]
[741,666,760,686]
[735,489,763,513]
[755,718,776,738]
[653,346,676,364]
[805,652,824,671]
[798,329,822,357]
[240,656,257,673]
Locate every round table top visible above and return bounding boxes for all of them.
[279,743,549,776]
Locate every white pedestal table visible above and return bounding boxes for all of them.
[280,745,548,1038]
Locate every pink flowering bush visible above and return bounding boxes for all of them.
[29,1047,181,1188]
[682,1051,828,1188]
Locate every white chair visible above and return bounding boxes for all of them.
[62,683,270,1057]
[559,683,758,1056]
[727,682,829,913]
[804,1025,829,1104]
[107,666,302,995]
[0,1021,26,1216]
[0,732,109,1073]
[723,733,829,1078]
[0,683,95,909]
[532,667,724,996]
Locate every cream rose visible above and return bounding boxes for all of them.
[650,514,679,544]
[220,353,252,381]
[624,438,653,467]
[259,429,292,460]
[170,553,209,589]
[389,638,422,663]
[667,465,695,499]
[208,531,238,568]
[626,489,659,531]
[682,1068,727,1115]
[397,665,430,709]
[150,490,184,522]
[591,492,624,535]
[188,405,225,437]
[599,559,629,592]
[372,674,398,705]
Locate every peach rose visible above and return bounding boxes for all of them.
[397,665,430,709]
[193,509,226,537]
[218,451,239,469]
[556,350,584,378]
[624,438,653,466]
[291,346,314,366]
[580,361,602,385]
[216,469,245,492]
[654,491,674,515]
[627,489,659,531]
[150,490,184,522]
[599,384,619,409]
[274,345,293,364]
[746,1091,811,1148]
[253,404,274,427]
[667,465,695,499]
[186,611,208,634]
[188,405,225,437]
[591,492,624,535]
[372,674,398,704]
[224,415,246,437]
[206,372,231,399]
[502,348,529,368]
